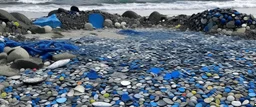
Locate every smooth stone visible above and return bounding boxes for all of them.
[242,24,247,28]
[11,58,43,69]
[163,98,173,104]
[122,11,140,19]
[56,97,67,103]
[201,18,207,24]
[84,23,93,30]
[74,85,85,93]
[242,100,249,105]
[43,26,52,33]
[0,53,7,64]
[204,97,214,103]
[121,22,127,27]
[7,47,29,62]
[23,77,45,84]
[226,21,235,29]
[121,80,131,86]
[1,22,6,28]
[231,101,242,106]
[157,100,166,106]
[0,65,19,76]
[8,75,21,80]
[104,19,113,28]
[236,28,246,34]
[67,89,74,97]
[0,84,5,91]
[227,95,235,101]
[114,22,121,28]
[52,53,76,61]
[92,102,112,107]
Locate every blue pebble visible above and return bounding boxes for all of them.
[196,103,203,107]
[163,73,172,80]
[56,98,67,103]
[227,16,233,21]
[150,95,155,100]
[234,12,240,15]
[248,89,254,93]
[178,87,185,93]
[150,102,158,106]
[245,104,253,107]
[221,18,226,24]
[171,70,180,78]
[235,20,242,26]
[224,87,231,93]
[86,70,99,80]
[248,93,256,97]
[201,66,209,72]
[148,67,162,75]
[121,94,130,102]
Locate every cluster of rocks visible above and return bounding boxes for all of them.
[186,8,256,38]
[0,9,55,36]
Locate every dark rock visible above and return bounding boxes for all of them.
[226,21,236,29]
[7,47,30,62]
[70,6,80,12]
[11,58,43,69]
[11,12,32,25]
[48,8,68,16]
[29,25,45,34]
[122,11,140,19]
[148,11,167,24]
[0,9,18,22]
[52,53,76,61]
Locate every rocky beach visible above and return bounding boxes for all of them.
[0,0,256,107]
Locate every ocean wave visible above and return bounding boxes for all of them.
[0,0,255,13]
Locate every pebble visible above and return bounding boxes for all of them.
[56,97,67,103]
[121,80,131,86]
[163,98,174,104]
[204,97,214,103]
[92,102,112,107]
[74,85,85,93]
[227,95,235,101]
[232,101,242,106]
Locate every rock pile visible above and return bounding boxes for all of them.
[186,8,256,36]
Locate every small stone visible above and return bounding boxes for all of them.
[23,77,45,84]
[242,100,249,105]
[103,93,110,98]
[56,97,67,103]
[121,22,127,26]
[84,23,93,30]
[27,30,32,34]
[236,28,246,34]
[74,85,85,93]
[104,19,113,28]
[204,97,214,103]
[44,61,50,66]
[163,98,173,104]
[92,102,112,107]
[242,24,247,28]
[157,100,166,106]
[8,75,21,80]
[43,26,52,33]
[231,101,242,106]
[114,22,121,28]
[121,80,131,86]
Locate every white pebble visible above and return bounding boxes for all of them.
[121,22,127,26]
[44,61,51,66]
[232,101,242,106]
[242,24,247,28]
[114,22,121,28]
[242,100,249,105]
[1,22,6,28]
[227,95,235,101]
[121,80,131,86]
[27,30,32,34]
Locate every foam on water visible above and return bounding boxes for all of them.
[1,0,256,13]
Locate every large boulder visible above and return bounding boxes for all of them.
[148,11,167,24]
[70,6,80,12]
[122,11,140,19]
[0,9,17,22]
[11,12,32,25]
[7,47,30,62]
[11,58,43,69]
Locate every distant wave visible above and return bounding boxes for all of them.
[0,0,255,13]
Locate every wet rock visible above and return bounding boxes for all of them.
[148,11,167,24]
[122,11,140,19]
[29,25,45,34]
[0,52,7,64]
[7,47,29,62]
[52,53,76,61]
[11,58,43,69]
[0,65,19,76]
[23,77,46,84]
[11,12,32,25]
[104,19,113,28]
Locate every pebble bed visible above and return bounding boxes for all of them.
[1,29,256,107]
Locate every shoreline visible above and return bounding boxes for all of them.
[19,7,256,19]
